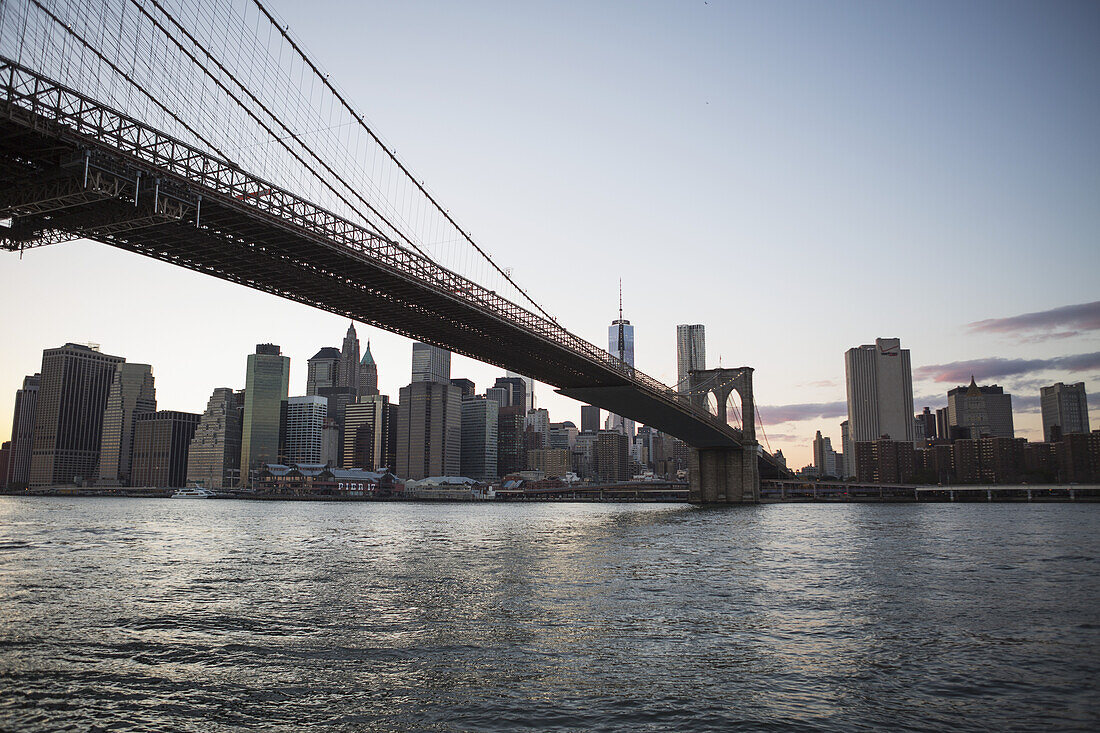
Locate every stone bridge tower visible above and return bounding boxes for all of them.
[687,367,760,504]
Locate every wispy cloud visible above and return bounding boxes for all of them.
[802,379,837,388]
[757,400,847,424]
[913,352,1100,384]
[967,301,1100,341]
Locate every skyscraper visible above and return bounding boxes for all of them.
[5,373,39,488]
[131,411,201,488]
[285,395,328,464]
[580,404,600,434]
[1040,382,1089,442]
[844,338,915,459]
[492,376,527,410]
[496,404,526,477]
[461,396,498,481]
[97,363,156,486]
[676,324,706,394]
[608,290,636,437]
[344,394,395,470]
[505,371,535,412]
[186,387,242,489]
[338,323,361,395]
[306,347,341,395]
[596,430,630,482]
[947,378,1014,439]
[30,343,124,487]
[396,380,461,480]
[525,408,551,448]
[412,342,450,384]
[240,344,291,483]
[812,431,840,477]
[359,341,379,397]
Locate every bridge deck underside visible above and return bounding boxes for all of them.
[0,114,757,451]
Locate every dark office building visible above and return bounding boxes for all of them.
[306,347,341,395]
[5,373,39,488]
[854,438,915,484]
[131,411,201,488]
[492,377,527,410]
[450,378,477,398]
[396,380,461,480]
[580,404,601,434]
[497,404,526,477]
[596,430,630,482]
[30,344,124,487]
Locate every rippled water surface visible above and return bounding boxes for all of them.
[1,498,1098,731]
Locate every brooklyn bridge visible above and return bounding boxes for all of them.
[0,0,788,502]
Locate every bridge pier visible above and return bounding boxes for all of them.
[686,367,760,504]
[689,445,760,504]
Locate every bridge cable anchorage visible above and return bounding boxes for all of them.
[248,0,558,323]
[24,0,234,164]
[132,0,426,259]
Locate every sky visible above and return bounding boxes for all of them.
[1,0,1098,469]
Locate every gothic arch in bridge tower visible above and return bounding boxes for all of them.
[686,368,759,504]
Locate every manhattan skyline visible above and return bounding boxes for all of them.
[1,0,1098,469]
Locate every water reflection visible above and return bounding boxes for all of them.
[0,498,1097,731]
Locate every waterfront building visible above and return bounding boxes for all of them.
[596,429,631,482]
[947,378,1014,439]
[338,324,361,395]
[496,404,526,477]
[396,380,461,480]
[1040,382,1090,442]
[359,341,379,397]
[676,324,706,394]
[953,436,1026,484]
[186,388,242,489]
[412,342,450,384]
[527,448,570,478]
[461,395,498,482]
[30,343,124,487]
[344,394,395,470]
[580,405,600,434]
[131,411,201,488]
[306,347,341,396]
[240,344,291,483]
[853,438,915,484]
[1059,431,1100,483]
[97,363,156,486]
[5,373,39,488]
[844,338,915,459]
[505,371,535,412]
[525,408,551,448]
[285,396,328,465]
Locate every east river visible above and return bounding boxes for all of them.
[0,498,1097,731]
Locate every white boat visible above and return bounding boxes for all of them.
[171,485,215,498]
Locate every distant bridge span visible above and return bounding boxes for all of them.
[0,55,785,499]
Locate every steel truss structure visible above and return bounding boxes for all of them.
[0,57,785,467]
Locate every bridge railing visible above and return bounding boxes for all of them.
[0,57,739,438]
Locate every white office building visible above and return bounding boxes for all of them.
[844,338,915,458]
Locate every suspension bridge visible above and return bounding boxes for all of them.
[0,0,787,502]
